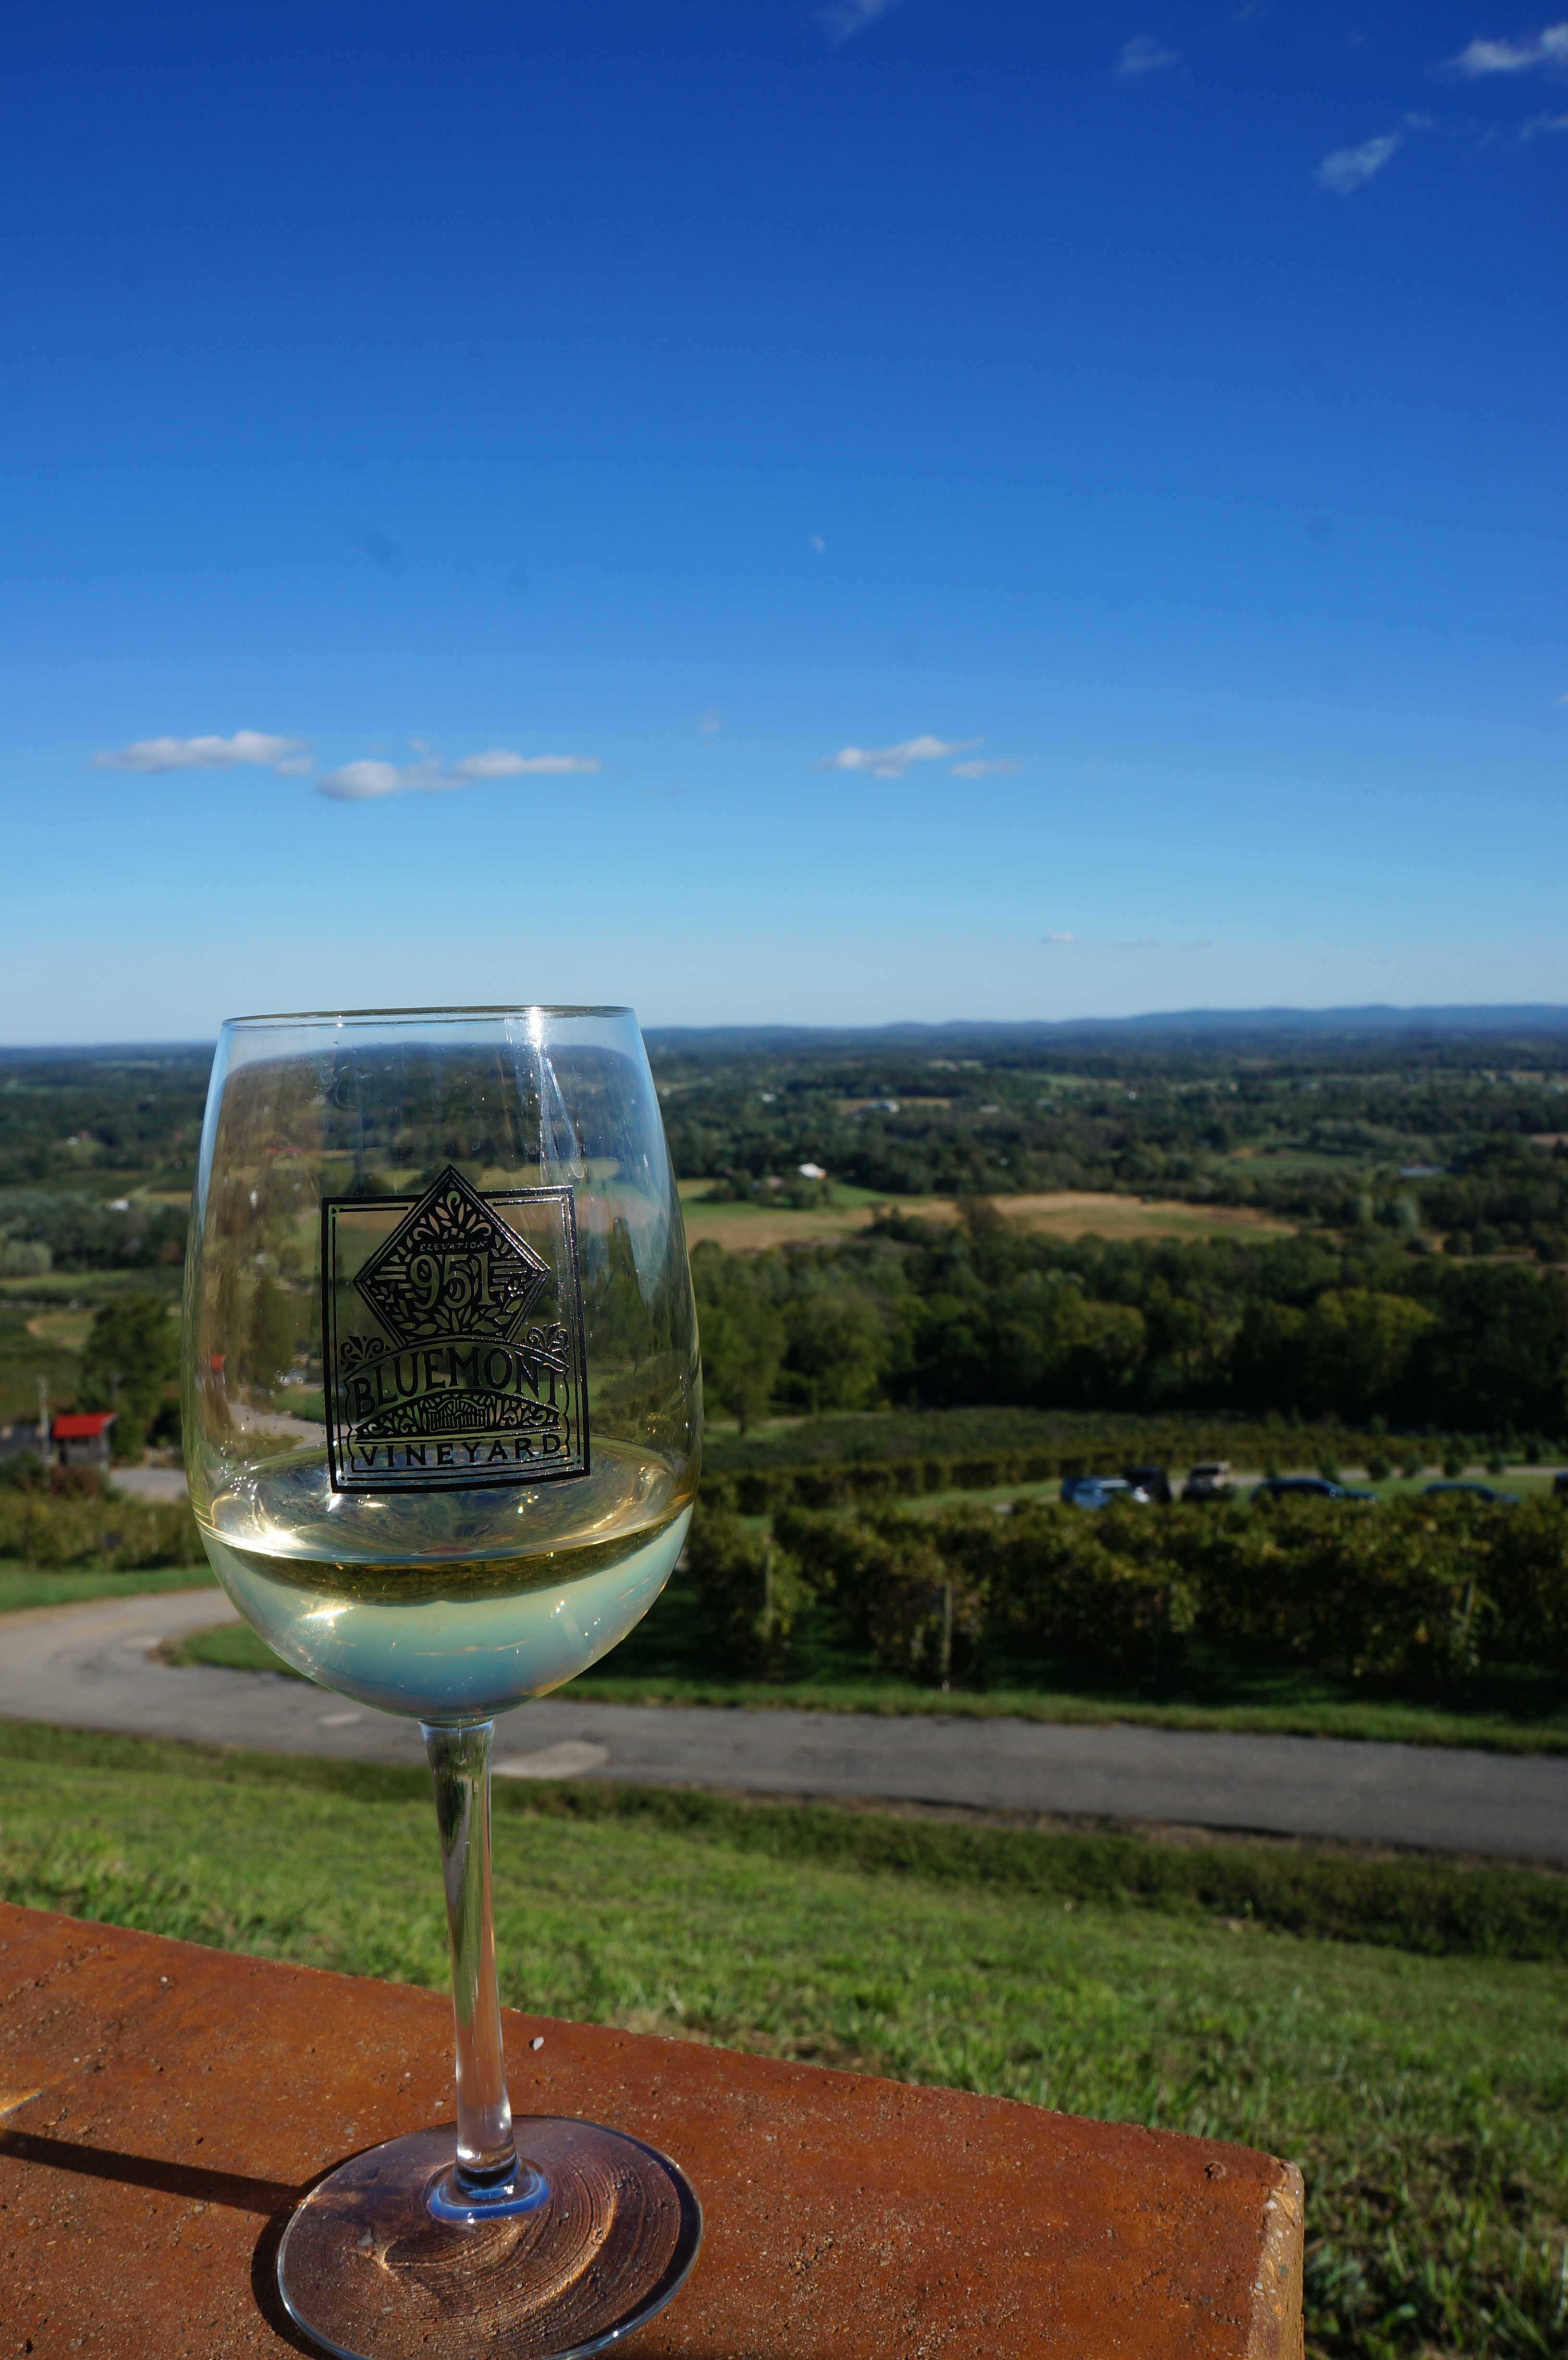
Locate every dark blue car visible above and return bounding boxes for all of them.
[1251,1476,1377,1503]
[1421,1481,1519,1505]
[1061,1475,1150,1510]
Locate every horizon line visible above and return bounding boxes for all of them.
[5,998,1568,1056]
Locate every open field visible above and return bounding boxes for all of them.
[1226,1146,1367,1175]
[0,1721,1564,2359]
[678,1178,892,1249]
[678,1180,1296,1252]
[23,1303,98,1351]
[918,1190,1299,1243]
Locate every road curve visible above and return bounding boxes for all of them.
[2,1588,1566,1863]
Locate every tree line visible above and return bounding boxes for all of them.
[692,1212,1568,1442]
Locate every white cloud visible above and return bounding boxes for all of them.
[950,757,1022,779]
[92,729,311,775]
[1452,23,1568,73]
[810,534,826,553]
[1523,108,1568,133]
[1118,33,1178,74]
[315,761,410,802]
[696,708,723,738]
[1317,133,1401,193]
[812,734,981,780]
[1041,932,1077,946]
[315,747,600,802]
[444,749,600,782]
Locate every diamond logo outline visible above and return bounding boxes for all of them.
[353,1164,549,1349]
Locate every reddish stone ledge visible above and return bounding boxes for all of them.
[0,1901,1303,2357]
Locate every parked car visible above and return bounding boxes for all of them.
[1182,1460,1232,1503]
[1555,1470,1568,1499]
[1061,1475,1150,1510]
[1123,1464,1172,1504]
[1251,1476,1377,1503]
[1421,1481,1519,1505]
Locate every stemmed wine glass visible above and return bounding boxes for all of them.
[182,1007,703,2360]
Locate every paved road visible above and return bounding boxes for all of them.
[2,1587,1566,1863]
[107,1465,190,1504]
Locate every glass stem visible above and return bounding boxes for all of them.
[423,1719,520,2191]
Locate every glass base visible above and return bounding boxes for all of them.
[276,2117,702,2360]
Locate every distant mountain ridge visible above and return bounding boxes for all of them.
[642,1005,1568,1056]
[3,1006,1568,1060]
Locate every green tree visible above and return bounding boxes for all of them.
[1230,1301,1309,1413]
[1418,1266,1568,1436]
[690,1244,785,1432]
[244,1275,297,1390]
[1057,1296,1147,1404]
[1298,1289,1436,1421]
[77,1293,180,1455]
[782,1288,889,1414]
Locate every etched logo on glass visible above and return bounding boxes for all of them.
[321,1165,589,1493]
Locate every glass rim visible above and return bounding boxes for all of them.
[220,1004,637,1032]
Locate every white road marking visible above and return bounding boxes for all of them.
[494,1740,611,1781]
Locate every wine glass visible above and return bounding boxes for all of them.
[182,1007,703,2360]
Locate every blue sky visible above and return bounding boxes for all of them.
[1,0,1565,1041]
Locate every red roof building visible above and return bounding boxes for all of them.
[52,1410,117,1466]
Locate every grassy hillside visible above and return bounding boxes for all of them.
[0,1722,1563,2360]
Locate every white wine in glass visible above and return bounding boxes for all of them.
[183,1007,702,2360]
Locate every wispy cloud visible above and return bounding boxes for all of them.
[820,0,903,40]
[1118,33,1178,74]
[1523,108,1568,133]
[92,730,312,775]
[1317,132,1401,192]
[349,521,406,573]
[813,734,980,780]
[696,708,723,738]
[315,747,600,802]
[950,757,1023,779]
[447,749,600,781]
[1452,23,1568,74]
[1041,932,1077,946]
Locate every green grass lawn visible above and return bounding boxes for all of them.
[0,1721,1563,2360]
[170,1565,1568,1754]
[0,1558,215,1615]
[0,1266,184,1303]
